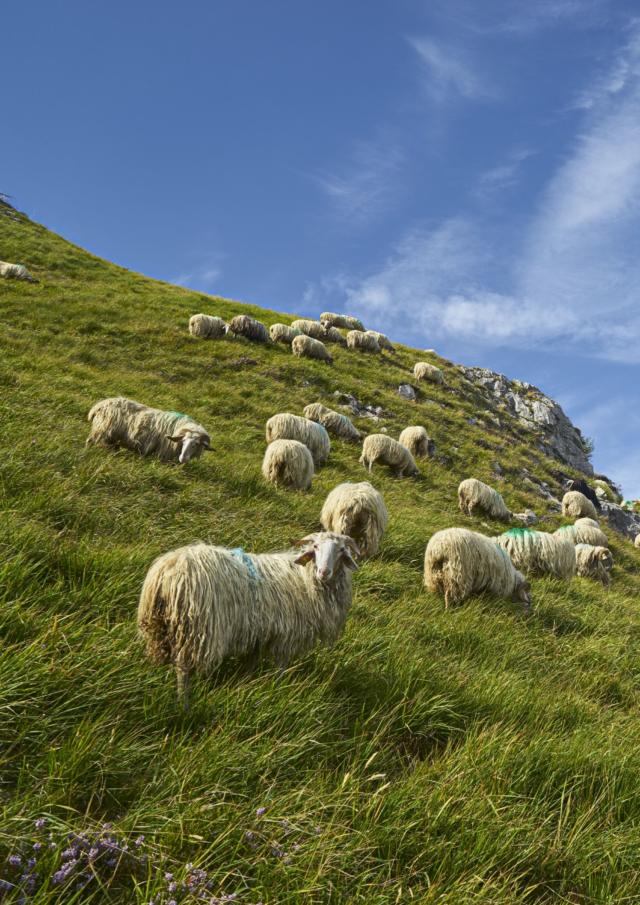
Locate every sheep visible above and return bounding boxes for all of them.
[575,544,613,586]
[321,325,348,346]
[359,434,420,478]
[291,319,328,340]
[0,261,37,282]
[593,479,621,503]
[270,323,302,345]
[562,490,598,521]
[138,531,359,708]
[320,312,365,331]
[398,426,435,459]
[635,534,640,548]
[458,478,511,523]
[365,330,394,352]
[226,314,270,343]
[86,397,212,464]
[291,334,333,364]
[494,528,576,580]
[303,403,361,443]
[346,330,380,353]
[265,413,330,466]
[262,439,314,490]
[574,517,600,530]
[189,314,226,339]
[565,478,601,512]
[424,528,531,612]
[555,523,609,548]
[320,482,388,558]
[414,362,444,384]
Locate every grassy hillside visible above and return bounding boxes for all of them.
[1,204,640,904]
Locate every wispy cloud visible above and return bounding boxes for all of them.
[475,0,607,36]
[474,148,534,199]
[314,139,405,224]
[573,17,640,109]
[171,260,223,291]
[409,36,494,102]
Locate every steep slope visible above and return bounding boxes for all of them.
[1,205,640,904]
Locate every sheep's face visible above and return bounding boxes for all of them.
[294,533,359,582]
[512,575,532,613]
[167,431,212,464]
[598,548,613,571]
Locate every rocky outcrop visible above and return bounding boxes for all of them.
[599,502,640,541]
[459,367,593,475]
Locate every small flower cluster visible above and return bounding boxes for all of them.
[0,820,263,904]
[243,806,322,867]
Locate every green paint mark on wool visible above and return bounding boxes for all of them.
[167,411,190,421]
[504,527,534,538]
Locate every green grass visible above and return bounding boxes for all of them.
[2,203,640,903]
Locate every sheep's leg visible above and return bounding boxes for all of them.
[176,667,191,711]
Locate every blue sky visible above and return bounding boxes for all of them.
[3,0,639,495]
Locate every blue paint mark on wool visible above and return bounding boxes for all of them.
[230,548,260,581]
[167,411,189,421]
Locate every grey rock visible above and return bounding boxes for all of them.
[600,501,640,540]
[398,384,417,401]
[512,510,538,526]
[334,391,392,421]
[460,366,593,475]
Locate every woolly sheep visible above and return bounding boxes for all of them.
[575,544,613,586]
[320,312,365,331]
[424,528,531,612]
[189,314,226,339]
[359,434,420,478]
[303,403,361,443]
[574,517,600,530]
[321,325,348,346]
[458,478,511,523]
[266,413,330,466]
[262,439,314,490]
[398,426,434,459]
[555,523,609,548]
[226,314,270,343]
[291,334,333,364]
[270,323,302,345]
[320,481,388,558]
[565,478,601,512]
[562,491,598,520]
[86,397,212,464]
[346,330,380,353]
[138,531,359,707]
[291,319,328,340]
[0,261,37,282]
[365,330,394,352]
[414,362,444,384]
[494,528,575,580]
[593,479,620,503]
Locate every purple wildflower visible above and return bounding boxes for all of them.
[7,855,21,868]
[168,900,178,905]
[88,847,100,861]
[33,842,42,852]
[61,847,78,861]
[135,835,145,847]
[245,831,254,841]
[35,818,46,830]
[256,807,266,817]
[165,872,174,882]
[168,881,178,893]
[0,879,15,892]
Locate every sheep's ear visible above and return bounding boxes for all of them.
[341,549,359,571]
[201,438,213,450]
[344,537,361,558]
[166,435,182,443]
[294,550,315,566]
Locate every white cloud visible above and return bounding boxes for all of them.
[573,18,640,108]
[474,148,534,199]
[478,0,606,36]
[409,36,494,101]
[171,262,222,291]
[314,140,405,224]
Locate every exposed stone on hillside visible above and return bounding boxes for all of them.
[459,366,593,475]
[600,502,640,541]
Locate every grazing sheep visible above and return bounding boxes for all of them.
[398,426,434,459]
[86,397,212,464]
[262,439,314,490]
[555,523,609,548]
[562,491,598,521]
[320,482,388,558]
[303,403,361,442]
[346,330,380,353]
[270,323,302,345]
[321,325,348,346]
[266,413,330,466]
[565,478,601,512]
[189,314,226,339]
[414,362,444,384]
[226,314,270,344]
[424,528,531,612]
[494,528,576,580]
[593,479,621,503]
[458,478,511,523]
[291,334,333,364]
[0,261,37,282]
[574,517,600,530]
[138,531,359,707]
[635,534,640,548]
[320,312,365,331]
[359,434,420,478]
[291,319,328,340]
[575,544,613,586]
[365,330,394,352]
